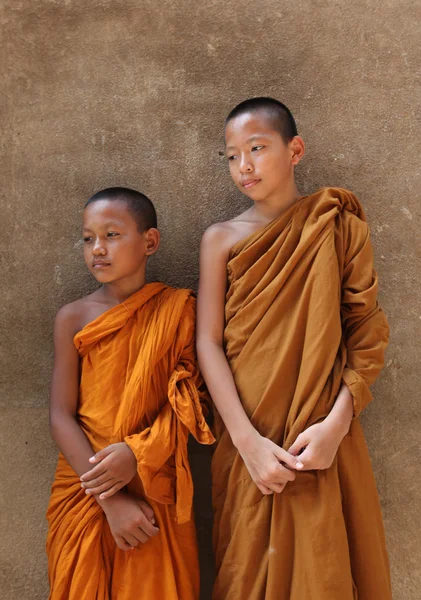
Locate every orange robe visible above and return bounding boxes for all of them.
[212,188,391,600]
[46,283,214,600]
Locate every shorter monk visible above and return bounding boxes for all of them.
[46,187,214,600]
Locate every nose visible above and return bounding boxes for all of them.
[92,238,106,256]
[239,153,253,174]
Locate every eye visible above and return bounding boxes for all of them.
[227,154,237,161]
[107,232,120,238]
[83,236,93,244]
[251,145,264,152]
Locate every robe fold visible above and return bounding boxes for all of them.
[212,188,391,600]
[46,282,215,600]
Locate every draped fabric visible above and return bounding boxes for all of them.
[47,283,214,600]
[212,188,391,600]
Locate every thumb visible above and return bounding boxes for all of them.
[273,444,304,470]
[89,445,113,464]
[288,433,308,459]
[138,500,156,524]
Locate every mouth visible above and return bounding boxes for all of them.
[92,261,111,268]
[241,178,261,190]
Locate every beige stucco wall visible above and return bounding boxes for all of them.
[1,1,420,598]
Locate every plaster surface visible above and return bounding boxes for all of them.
[1,1,420,598]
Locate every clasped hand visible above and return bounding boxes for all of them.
[237,430,304,495]
[288,421,345,471]
[80,442,137,499]
[239,420,346,495]
[102,492,160,551]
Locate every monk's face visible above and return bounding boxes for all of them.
[83,200,159,284]
[225,111,304,203]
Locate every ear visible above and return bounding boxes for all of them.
[289,136,305,166]
[144,228,160,256]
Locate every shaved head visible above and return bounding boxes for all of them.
[85,187,157,232]
[226,97,298,143]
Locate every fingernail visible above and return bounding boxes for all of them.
[85,489,91,495]
[89,457,95,463]
[296,461,304,468]
[99,494,105,500]
[151,518,156,524]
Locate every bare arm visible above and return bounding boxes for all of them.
[49,305,158,548]
[196,227,256,448]
[50,307,136,499]
[49,304,102,479]
[325,383,353,436]
[197,226,303,494]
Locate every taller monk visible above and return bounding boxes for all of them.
[47,187,214,599]
[197,97,391,600]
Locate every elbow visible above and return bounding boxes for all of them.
[196,335,222,356]
[49,410,61,443]
[49,407,73,443]
[195,336,207,353]
[196,336,224,374]
[195,338,206,368]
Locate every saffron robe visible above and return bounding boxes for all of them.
[46,283,215,600]
[212,188,391,600]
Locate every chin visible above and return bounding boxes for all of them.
[243,189,266,203]
[89,270,115,284]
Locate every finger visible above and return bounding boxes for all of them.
[84,480,116,496]
[276,464,297,482]
[287,436,307,459]
[138,500,156,524]
[80,463,107,482]
[268,482,287,494]
[295,448,314,470]
[256,482,274,495]
[115,535,133,552]
[137,515,160,538]
[81,472,112,488]
[89,445,114,464]
[98,482,125,500]
[264,465,295,486]
[277,446,304,469]
[123,533,140,548]
[134,529,149,544]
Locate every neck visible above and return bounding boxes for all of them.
[99,273,147,305]
[252,180,301,222]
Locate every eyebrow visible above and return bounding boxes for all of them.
[83,221,124,231]
[226,134,271,151]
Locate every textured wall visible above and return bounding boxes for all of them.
[1,1,420,598]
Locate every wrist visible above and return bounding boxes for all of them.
[123,441,138,468]
[326,384,353,438]
[323,412,350,440]
[95,490,122,513]
[231,425,259,453]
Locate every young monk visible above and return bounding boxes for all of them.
[47,187,214,600]
[197,98,391,600]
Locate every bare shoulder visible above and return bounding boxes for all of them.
[54,297,89,338]
[201,209,257,259]
[55,289,106,338]
[202,220,239,243]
